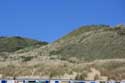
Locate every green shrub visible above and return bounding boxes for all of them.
[20,56,33,62]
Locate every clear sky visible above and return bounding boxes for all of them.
[0,0,125,42]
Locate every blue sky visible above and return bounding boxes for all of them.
[0,0,125,42]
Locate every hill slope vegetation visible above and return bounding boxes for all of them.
[0,25,125,80]
[0,36,48,52]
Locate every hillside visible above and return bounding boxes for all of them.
[0,36,48,52]
[50,25,125,61]
[0,25,125,80]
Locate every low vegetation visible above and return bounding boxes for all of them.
[0,36,48,52]
[0,25,125,80]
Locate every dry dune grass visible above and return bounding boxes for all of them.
[0,25,125,80]
[0,59,125,80]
